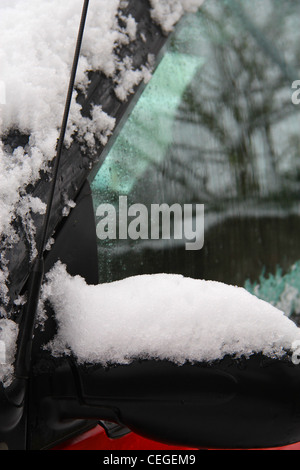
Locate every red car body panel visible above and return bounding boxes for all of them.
[52,425,300,451]
[52,425,197,451]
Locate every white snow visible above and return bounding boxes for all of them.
[0,342,6,365]
[149,0,206,33]
[0,319,19,386]
[41,262,300,366]
[0,0,131,280]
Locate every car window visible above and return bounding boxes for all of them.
[90,0,300,323]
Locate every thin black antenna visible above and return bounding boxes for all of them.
[38,0,90,257]
[15,0,90,380]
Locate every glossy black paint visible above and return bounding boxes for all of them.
[37,354,300,449]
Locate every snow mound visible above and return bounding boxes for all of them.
[41,262,300,366]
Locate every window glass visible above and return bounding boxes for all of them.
[90,0,300,322]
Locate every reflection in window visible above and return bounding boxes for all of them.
[90,0,300,322]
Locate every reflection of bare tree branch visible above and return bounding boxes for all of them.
[177,103,298,133]
[122,1,300,209]
[228,0,297,83]
[169,1,300,199]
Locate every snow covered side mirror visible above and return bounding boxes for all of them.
[39,354,300,449]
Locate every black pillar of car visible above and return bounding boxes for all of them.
[0,0,90,436]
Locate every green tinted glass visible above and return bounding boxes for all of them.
[91,0,300,321]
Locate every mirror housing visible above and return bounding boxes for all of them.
[36,353,300,449]
[0,379,25,433]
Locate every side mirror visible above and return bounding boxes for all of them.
[37,353,300,449]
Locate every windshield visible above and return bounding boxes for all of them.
[90,0,300,322]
